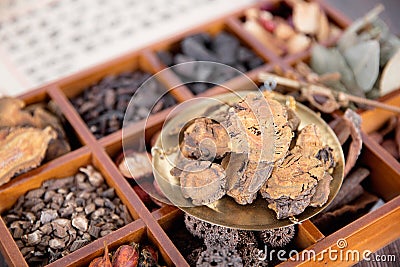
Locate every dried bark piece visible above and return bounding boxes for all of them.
[176,161,226,206]
[119,152,153,180]
[342,109,362,177]
[310,172,333,207]
[326,168,369,211]
[181,118,230,161]
[381,139,399,159]
[313,192,379,235]
[378,115,397,137]
[0,127,56,186]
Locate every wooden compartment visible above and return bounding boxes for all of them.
[0,150,146,267]
[56,52,183,143]
[148,18,272,96]
[1,1,400,266]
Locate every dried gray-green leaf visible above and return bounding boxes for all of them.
[343,40,380,92]
[311,45,365,97]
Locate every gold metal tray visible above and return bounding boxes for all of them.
[152,91,344,230]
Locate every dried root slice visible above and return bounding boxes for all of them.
[295,124,324,157]
[181,118,230,161]
[260,152,323,219]
[225,93,275,163]
[262,93,294,162]
[0,97,34,127]
[196,246,243,267]
[119,151,153,180]
[258,225,295,247]
[225,155,273,205]
[177,161,226,206]
[0,127,56,186]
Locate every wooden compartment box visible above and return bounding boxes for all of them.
[1,1,400,266]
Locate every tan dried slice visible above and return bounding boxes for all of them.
[380,48,400,95]
[0,127,57,186]
[181,118,230,161]
[243,20,285,56]
[178,161,226,206]
[293,2,320,35]
[119,152,153,180]
[310,172,333,207]
[317,9,330,42]
[0,97,35,128]
[287,33,311,54]
[274,22,295,40]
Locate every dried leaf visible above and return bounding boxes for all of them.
[343,40,380,92]
[380,48,400,95]
[311,45,365,97]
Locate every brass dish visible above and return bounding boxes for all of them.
[152,91,345,230]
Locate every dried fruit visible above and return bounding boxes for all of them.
[112,243,139,267]
[0,127,56,186]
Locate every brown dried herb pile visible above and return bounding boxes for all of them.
[0,97,71,186]
[3,165,133,266]
[171,92,336,219]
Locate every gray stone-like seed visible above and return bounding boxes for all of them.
[85,203,96,215]
[72,216,88,232]
[49,238,65,249]
[26,230,42,246]
[26,188,46,199]
[40,210,58,224]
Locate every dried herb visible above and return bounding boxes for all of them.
[0,127,56,186]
